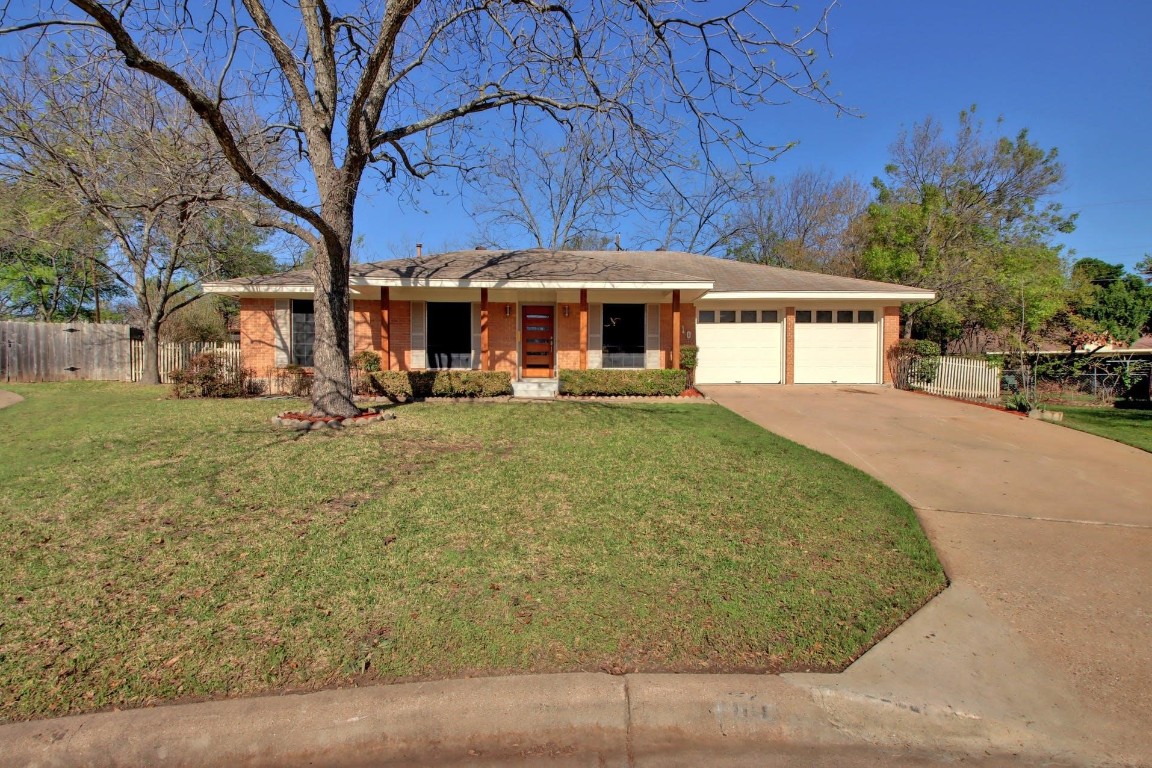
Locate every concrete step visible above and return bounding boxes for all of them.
[512,379,559,399]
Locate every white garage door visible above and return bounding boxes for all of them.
[696,319,783,384]
[794,322,880,384]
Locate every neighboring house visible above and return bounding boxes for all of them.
[202,248,934,390]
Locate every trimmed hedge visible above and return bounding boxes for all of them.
[559,368,688,397]
[371,370,513,400]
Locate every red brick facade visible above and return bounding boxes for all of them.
[784,306,796,384]
[658,302,695,368]
[389,300,412,371]
[487,303,518,375]
[555,303,581,371]
[239,298,277,375]
[882,305,901,384]
[352,299,382,354]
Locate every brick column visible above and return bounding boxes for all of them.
[784,306,796,385]
[671,290,681,370]
[480,288,490,371]
[381,287,391,370]
[882,305,900,384]
[579,289,588,369]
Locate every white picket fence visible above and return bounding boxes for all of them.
[908,356,1001,401]
[131,340,242,383]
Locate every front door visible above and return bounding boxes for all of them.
[521,305,555,378]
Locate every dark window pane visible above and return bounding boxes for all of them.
[427,302,473,369]
[740,310,757,323]
[816,310,833,323]
[858,310,876,323]
[291,299,314,367]
[762,310,779,323]
[603,303,645,368]
[699,310,715,323]
[796,310,812,323]
[719,310,736,323]
[837,310,855,323]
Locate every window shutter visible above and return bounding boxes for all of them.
[411,300,427,369]
[587,303,603,369]
[645,303,661,369]
[273,300,290,367]
[471,302,482,369]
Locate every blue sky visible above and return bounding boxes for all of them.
[356,1,1152,272]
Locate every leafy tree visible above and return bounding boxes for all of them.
[1138,254,1152,282]
[1070,258,1152,346]
[1,1,844,415]
[857,108,1075,344]
[0,54,277,383]
[0,182,119,320]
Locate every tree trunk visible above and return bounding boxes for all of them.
[308,210,359,417]
[139,319,162,385]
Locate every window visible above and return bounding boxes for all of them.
[858,310,876,323]
[602,303,645,368]
[837,310,855,323]
[740,310,758,323]
[719,310,736,323]
[427,302,472,369]
[796,310,812,323]
[291,299,314,367]
[816,310,833,323]
[762,310,779,323]
[699,310,716,324]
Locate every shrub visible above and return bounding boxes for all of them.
[351,350,382,373]
[559,368,688,396]
[888,339,942,389]
[679,344,699,387]
[170,352,260,398]
[272,364,313,398]
[370,370,513,400]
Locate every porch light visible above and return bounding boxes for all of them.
[563,305,570,317]
[504,305,512,317]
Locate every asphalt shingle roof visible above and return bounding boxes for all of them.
[208,248,928,294]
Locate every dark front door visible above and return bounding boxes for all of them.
[521,305,554,378]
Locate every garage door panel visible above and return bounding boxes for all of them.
[794,324,879,384]
[696,323,782,384]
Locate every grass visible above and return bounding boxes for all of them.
[0,382,944,722]
[1044,402,1152,453]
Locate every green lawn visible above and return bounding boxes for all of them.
[1046,403,1152,453]
[0,383,944,722]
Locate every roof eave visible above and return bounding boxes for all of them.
[699,290,936,302]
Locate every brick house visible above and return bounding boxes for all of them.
[203,248,933,394]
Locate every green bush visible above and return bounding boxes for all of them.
[679,344,699,371]
[370,370,512,400]
[889,339,942,389]
[351,350,382,373]
[559,368,688,396]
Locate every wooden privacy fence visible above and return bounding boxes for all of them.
[1,321,136,382]
[908,356,1001,401]
[130,340,242,383]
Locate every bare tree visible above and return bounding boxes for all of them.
[638,168,753,255]
[727,168,868,273]
[0,55,276,383]
[0,0,843,415]
[468,124,631,249]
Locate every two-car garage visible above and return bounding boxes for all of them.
[694,306,883,385]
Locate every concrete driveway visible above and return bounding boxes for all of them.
[707,384,1152,764]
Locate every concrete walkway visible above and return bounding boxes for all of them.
[708,385,1152,766]
[2,384,1148,766]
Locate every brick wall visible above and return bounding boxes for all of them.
[390,300,412,371]
[488,303,518,375]
[658,302,696,368]
[352,299,382,354]
[882,305,901,384]
[239,298,276,376]
[784,307,796,384]
[555,304,581,370]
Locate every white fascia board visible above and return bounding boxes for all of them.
[699,290,936,302]
[352,277,714,290]
[202,283,314,294]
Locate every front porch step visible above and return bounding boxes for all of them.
[512,379,559,399]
